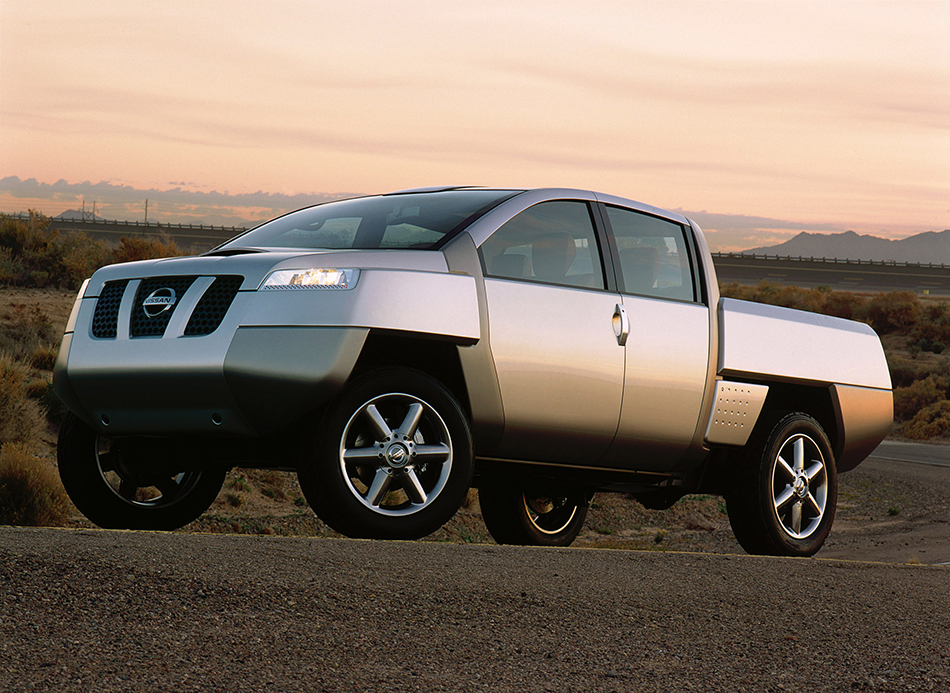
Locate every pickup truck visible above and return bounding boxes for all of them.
[53,187,893,556]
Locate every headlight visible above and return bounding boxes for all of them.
[259,268,360,290]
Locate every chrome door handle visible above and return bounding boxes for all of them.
[612,303,629,346]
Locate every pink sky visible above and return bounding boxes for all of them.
[1,1,947,251]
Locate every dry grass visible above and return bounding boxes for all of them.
[0,443,70,526]
[0,353,46,449]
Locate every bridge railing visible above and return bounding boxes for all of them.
[2,212,248,235]
[711,252,949,271]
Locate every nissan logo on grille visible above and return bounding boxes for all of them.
[142,288,177,318]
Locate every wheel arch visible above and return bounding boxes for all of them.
[755,383,839,454]
[700,381,840,495]
[350,330,472,420]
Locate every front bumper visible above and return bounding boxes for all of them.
[54,285,368,437]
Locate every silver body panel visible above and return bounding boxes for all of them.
[600,296,710,471]
[704,381,770,446]
[484,278,624,465]
[718,298,891,390]
[54,187,893,484]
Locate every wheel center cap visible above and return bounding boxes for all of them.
[793,475,808,499]
[385,443,410,469]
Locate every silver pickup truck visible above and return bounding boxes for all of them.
[53,187,893,556]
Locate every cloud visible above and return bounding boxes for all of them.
[0,176,915,251]
[0,176,359,227]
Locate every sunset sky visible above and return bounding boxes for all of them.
[1,0,947,251]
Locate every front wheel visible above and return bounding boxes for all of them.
[725,412,837,557]
[479,485,589,547]
[57,413,226,530]
[298,368,473,540]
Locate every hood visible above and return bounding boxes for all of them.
[82,248,452,297]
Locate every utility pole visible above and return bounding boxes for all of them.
[145,198,149,223]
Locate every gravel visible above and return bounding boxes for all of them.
[2,528,947,692]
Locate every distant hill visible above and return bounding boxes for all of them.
[743,229,950,265]
[55,209,105,222]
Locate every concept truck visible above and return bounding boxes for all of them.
[53,187,893,556]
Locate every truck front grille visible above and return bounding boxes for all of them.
[130,276,199,337]
[184,276,244,336]
[90,275,245,339]
[91,280,128,339]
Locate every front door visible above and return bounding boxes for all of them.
[480,200,624,465]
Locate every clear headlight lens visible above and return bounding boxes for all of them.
[259,268,360,290]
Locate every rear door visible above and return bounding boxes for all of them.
[479,200,625,465]
[597,204,710,472]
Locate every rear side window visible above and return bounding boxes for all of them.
[480,201,605,290]
[605,206,696,302]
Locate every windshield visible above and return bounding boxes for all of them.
[218,189,519,251]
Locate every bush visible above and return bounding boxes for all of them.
[892,375,948,422]
[866,291,921,334]
[718,281,870,321]
[0,212,185,290]
[112,234,181,264]
[0,443,70,526]
[0,353,46,449]
[902,400,950,440]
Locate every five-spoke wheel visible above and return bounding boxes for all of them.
[299,369,473,539]
[725,412,837,556]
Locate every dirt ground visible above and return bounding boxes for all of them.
[4,286,947,564]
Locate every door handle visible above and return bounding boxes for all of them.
[612,303,629,347]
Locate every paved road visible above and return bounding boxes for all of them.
[2,528,947,692]
[870,440,950,468]
[713,255,950,295]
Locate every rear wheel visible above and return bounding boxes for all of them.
[57,413,226,530]
[725,412,837,556]
[479,485,588,547]
[298,368,473,540]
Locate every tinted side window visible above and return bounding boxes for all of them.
[480,201,605,290]
[606,206,696,302]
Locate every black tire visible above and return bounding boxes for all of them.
[479,485,588,547]
[57,413,226,530]
[298,368,473,540]
[725,412,837,557]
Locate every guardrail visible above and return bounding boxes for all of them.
[3,212,248,235]
[711,252,949,271]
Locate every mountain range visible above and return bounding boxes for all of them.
[743,230,950,265]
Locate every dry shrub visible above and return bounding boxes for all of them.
[902,400,950,440]
[30,345,59,371]
[887,355,928,389]
[822,291,868,321]
[112,235,181,264]
[719,282,869,321]
[0,246,23,285]
[910,304,950,347]
[57,231,112,289]
[1,212,184,290]
[0,353,46,449]
[893,376,948,422]
[0,443,70,526]
[0,303,58,362]
[866,291,921,334]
